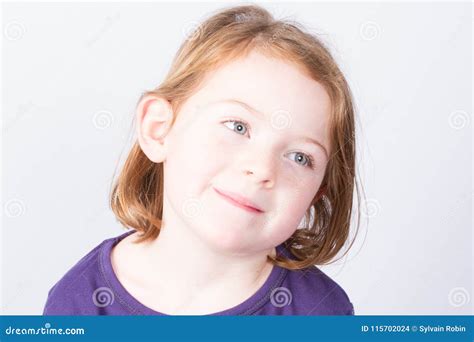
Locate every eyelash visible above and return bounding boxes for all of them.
[222,119,316,170]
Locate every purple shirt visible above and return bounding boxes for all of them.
[43,230,354,315]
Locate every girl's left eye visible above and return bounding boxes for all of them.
[287,151,315,169]
[222,119,315,170]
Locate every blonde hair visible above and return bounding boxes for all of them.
[110,4,364,270]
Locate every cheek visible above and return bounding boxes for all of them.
[164,121,226,194]
[262,185,319,246]
[277,202,309,237]
[189,121,246,175]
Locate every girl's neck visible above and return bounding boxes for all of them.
[112,209,276,315]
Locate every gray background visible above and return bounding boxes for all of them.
[1,1,472,315]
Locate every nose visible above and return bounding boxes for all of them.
[242,156,276,189]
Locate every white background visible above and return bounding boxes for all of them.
[1,1,472,315]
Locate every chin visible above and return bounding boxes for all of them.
[199,223,257,255]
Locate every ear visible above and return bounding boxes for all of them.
[136,94,174,163]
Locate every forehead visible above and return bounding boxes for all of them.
[184,50,332,149]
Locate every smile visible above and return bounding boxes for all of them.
[213,187,264,214]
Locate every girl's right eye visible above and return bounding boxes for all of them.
[222,120,250,136]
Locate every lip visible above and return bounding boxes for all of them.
[213,187,264,214]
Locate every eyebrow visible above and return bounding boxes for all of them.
[216,98,329,158]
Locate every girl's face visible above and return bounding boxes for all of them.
[162,50,331,256]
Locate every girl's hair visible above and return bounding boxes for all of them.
[110,4,363,270]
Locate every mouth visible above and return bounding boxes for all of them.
[213,187,264,214]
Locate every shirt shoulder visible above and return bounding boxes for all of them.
[288,266,354,315]
[259,265,355,315]
[42,234,129,315]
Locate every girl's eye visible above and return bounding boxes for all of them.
[222,120,316,170]
[287,151,315,169]
[223,120,249,136]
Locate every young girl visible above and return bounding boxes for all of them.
[43,4,360,316]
